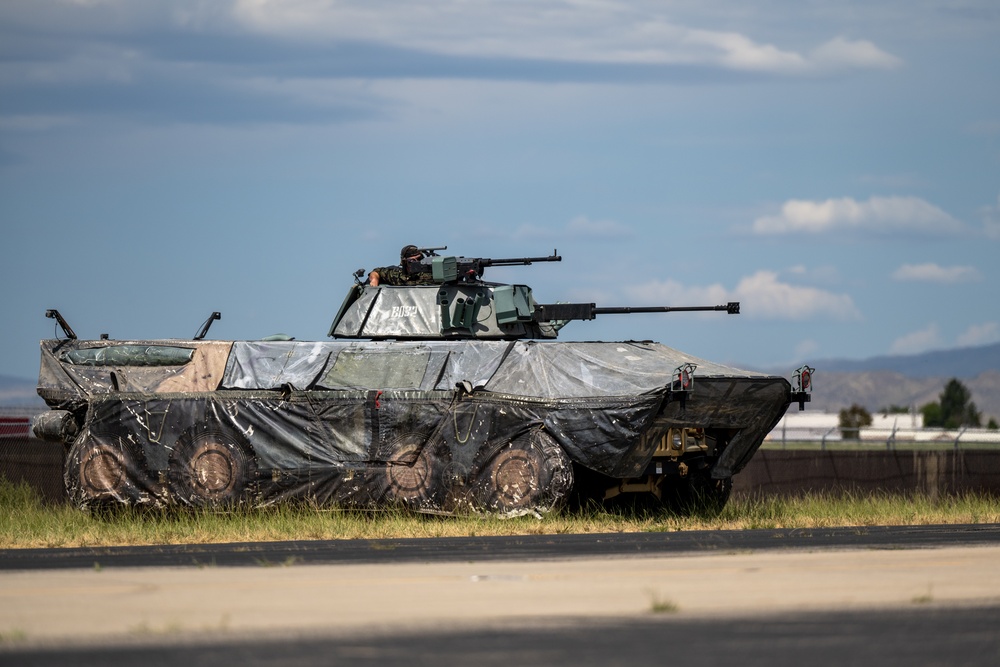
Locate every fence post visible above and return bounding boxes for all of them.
[954,426,967,451]
[821,425,837,451]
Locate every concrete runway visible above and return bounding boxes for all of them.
[2,529,999,664]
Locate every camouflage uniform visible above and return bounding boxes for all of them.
[371,244,437,285]
[370,264,437,286]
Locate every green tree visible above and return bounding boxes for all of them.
[921,378,981,429]
[921,401,943,427]
[838,403,872,440]
[987,417,998,430]
[939,378,981,428]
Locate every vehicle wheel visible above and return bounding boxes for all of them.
[65,433,147,509]
[385,434,446,509]
[471,430,572,515]
[169,426,256,507]
[385,442,435,505]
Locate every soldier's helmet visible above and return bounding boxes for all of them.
[400,244,422,260]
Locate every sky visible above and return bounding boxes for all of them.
[1,0,998,382]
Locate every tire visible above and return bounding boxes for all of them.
[65,433,149,509]
[385,443,435,505]
[382,433,445,510]
[168,426,256,507]
[471,430,572,515]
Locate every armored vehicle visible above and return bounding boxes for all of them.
[33,248,811,516]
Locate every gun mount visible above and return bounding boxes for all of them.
[403,247,562,284]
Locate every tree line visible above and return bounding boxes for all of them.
[838,378,999,439]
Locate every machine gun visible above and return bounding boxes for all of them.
[404,249,562,283]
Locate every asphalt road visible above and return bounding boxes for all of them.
[2,525,999,666]
[5,606,1000,667]
[2,523,999,570]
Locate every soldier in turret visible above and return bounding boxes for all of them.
[368,244,436,286]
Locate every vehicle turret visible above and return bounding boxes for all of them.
[330,247,739,340]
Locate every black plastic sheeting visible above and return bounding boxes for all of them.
[38,339,791,516]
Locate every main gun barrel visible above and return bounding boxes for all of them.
[594,302,740,315]
[537,301,740,321]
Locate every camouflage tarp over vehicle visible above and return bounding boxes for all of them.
[36,337,791,515]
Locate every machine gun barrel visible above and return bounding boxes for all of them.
[481,252,562,267]
[424,250,561,282]
[536,301,740,321]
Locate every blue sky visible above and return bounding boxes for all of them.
[1,0,998,381]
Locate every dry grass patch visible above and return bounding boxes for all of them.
[0,479,997,549]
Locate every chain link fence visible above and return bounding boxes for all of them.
[0,413,64,503]
[766,412,1000,450]
[734,449,1000,499]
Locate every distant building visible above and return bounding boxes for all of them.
[765,410,1000,445]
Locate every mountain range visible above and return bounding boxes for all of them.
[794,342,1000,379]
[4,341,1000,420]
[0,374,46,409]
[759,342,1000,421]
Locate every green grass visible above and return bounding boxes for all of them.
[1,479,997,549]
[0,628,27,645]
[646,590,680,613]
[912,585,935,604]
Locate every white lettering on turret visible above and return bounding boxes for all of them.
[390,306,418,318]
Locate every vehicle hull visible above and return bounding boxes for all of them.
[37,338,792,515]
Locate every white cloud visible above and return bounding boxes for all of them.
[680,27,808,72]
[231,1,900,75]
[625,270,861,321]
[956,322,1000,347]
[734,270,861,320]
[753,196,965,236]
[809,36,902,71]
[889,323,945,355]
[891,263,982,284]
